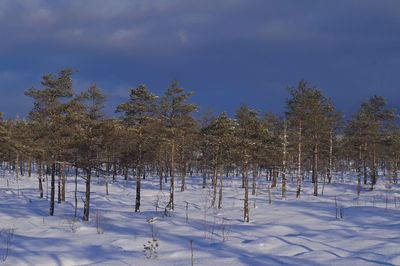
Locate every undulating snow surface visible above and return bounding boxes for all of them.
[0,170,399,266]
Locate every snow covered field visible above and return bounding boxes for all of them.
[1,171,399,266]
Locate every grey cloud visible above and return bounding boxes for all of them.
[0,0,399,118]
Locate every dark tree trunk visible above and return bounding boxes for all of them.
[243,166,249,223]
[252,165,257,196]
[271,168,277,188]
[218,168,223,209]
[124,167,128,180]
[363,160,368,185]
[49,163,56,216]
[112,162,117,183]
[61,163,66,202]
[28,158,32,177]
[38,162,43,198]
[169,141,175,210]
[202,171,206,188]
[159,168,163,191]
[83,168,91,221]
[57,163,61,204]
[74,167,78,218]
[313,144,318,196]
[181,163,186,192]
[135,167,141,212]
[212,166,217,208]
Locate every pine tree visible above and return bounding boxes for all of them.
[235,105,264,222]
[345,96,396,190]
[202,113,235,208]
[73,85,106,221]
[159,81,197,210]
[116,85,158,212]
[286,81,340,196]
[25,69,74,216]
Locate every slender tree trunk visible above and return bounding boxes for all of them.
[20,159,24,176]
[242,168,245,189]
[169,140,175,210]
[282,120,287,199]
[371,145,377,190]
[28,158,32,177]
[363,159,367,185]
[61,163,66,202]
[83,168,91,221]
[313,144,318,196]
[16,154,19,196]
[124,166,128,180]
[135,166,141,212]
[212,165,217,208]
[38,162,43,198]
[296,123,302,198]
[363,143,368,185]
[271,168,277,188]
[57,163,61,204]
[159,167,163,191]
[112,162,117,183]
[243,163,249,223]
[49,162,56,216]
[327,130,333,184]
[181,163,186,192]
[74,167,78,218]
[202,170,207,188]
[252,165,257,196]
[218,167,223,209]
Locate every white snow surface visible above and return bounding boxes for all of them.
[0,170,399,266]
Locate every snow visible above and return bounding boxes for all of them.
[0,170,399,266]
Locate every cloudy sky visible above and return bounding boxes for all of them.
[0,0,399,119]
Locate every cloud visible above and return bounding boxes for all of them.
[0,0,399,118]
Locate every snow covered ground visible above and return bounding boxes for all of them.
[0,170,399,266]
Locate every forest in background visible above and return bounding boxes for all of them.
[0,68,399,223]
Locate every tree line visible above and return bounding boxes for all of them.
[0,69,399,222]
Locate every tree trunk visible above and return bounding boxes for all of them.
[49,162,56,216]
[74,167,78,218]
[61,163,66,202]
[28,158,32,177]
[363,160,368,185]
[181,163,186,192]
[271,168,277,188]
[296,123,302,198]
[112,162,117,183]
[83,168,91,221]
[15,154,19,196]
[282,120,287,199]
[327,130,333,184]
[371,145,377,190]
[363,143,368,185]
[20,159,24,176]
[218,167,223,209]
[57,163,61,204]
[159,168,163,191]
[38,162,43,198]
[124,166,128,180]
[169,141,175,210]
[135,166,141,212]
[313,144,318,196]
[252,165,257,196]
[243,165,249,223]
[202,170,207,188]
[212,165,217,208]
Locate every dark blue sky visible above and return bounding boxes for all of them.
[1,0,399,119]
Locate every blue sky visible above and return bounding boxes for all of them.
[0,0,399,119]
